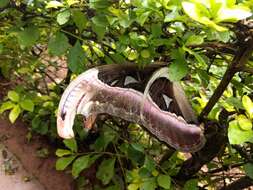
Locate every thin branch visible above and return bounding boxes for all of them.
[200,38,253,119]
[232,145,252,162]
[208,162,245,174]
[240,66,253,74]
[219,176,253,190]
[188,42,237,55]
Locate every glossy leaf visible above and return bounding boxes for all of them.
[0,0,9,8]
[215,6,252,23]
[168,48,188,81]
[63,138,78,152]
[67,41,86,74]
[46,1,64,8]
[128,184,139,190]
[228,120,253,145]
[56,155,76,170]
[182,1,227,31]
[237,115,252,131]
[183,179,198,190]
[57,10,71,25]
[242,95,253,119]
[20,99,34,112]
[72,10,88,32]
[157,174,171,189]
[140,177,157,190]
[9,105,21,123]
[185,35,204,46]
[72,155,90,178]
[89,0,111,9]
[17,26,40,47]
[7,91,19,102]
[56,149,72,157]
[140,49,150,58]
[0,101,15,114]
[143,156,156,172]
[244,163,253,180]
[96,158,115,185]
[48,32,69,56]
[92,14,109,27]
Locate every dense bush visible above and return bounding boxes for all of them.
[0,0,253,189]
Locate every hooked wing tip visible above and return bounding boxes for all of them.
[57,113,75,139]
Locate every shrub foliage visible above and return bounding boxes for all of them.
[0,0,253,189]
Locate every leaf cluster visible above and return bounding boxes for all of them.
[0,0,253,189]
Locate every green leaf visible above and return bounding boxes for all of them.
[57,10,71,25]
[185,35,204,46]
[182,1,208,22]
[242,95,253,119]
[128,144,145,165]
[151,23,162,38]
[72,10,88,32]
[20,99,34,112]
[72,155,90,178]
[184,47,206,66]
[56,155,76,170]
[8,91,19,102]
[228,120,253,145]
[93,126,117,151]
[92,24,106,40]
[0,0,9,8]
[9,105,21,123]
[48,32,69,56]
[105,185,121,190]
[89,0,111,9]
[0,44,3,54]
[136,11,151,26]
[88,154,101,166]
[244,163,253,180]
[237,115,252,131]
[226,97,244,110]
[143,156,156,172]
[17,26,40,47]
[164,7,181,22]
[215,6,252,23]
[197,69,209,87]
[56,149,73,157]
[157,175,171,189]
[0,101,15,114]
[128,184,139,190]
[31,116,48,135]
[92,14,109,27]
[67,41,86,74]
[168,48,188,81]
[128,50,139,61]
[140,177,157,190]
[182,1,227,31]
[139,167,151,178]
[66,0,79,6]
[206,30,231,43]
[46,1,64,8]
[96,158,115,185]
[63,138,78,152]
[183,179,198,190]
[131,143,144,152]
[140,49,150,58]
[117,11,132,28]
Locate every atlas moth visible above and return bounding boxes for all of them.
[57,64,205,152]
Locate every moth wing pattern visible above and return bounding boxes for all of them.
[97,64,197,123]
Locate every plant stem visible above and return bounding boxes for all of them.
[199,39,253,119]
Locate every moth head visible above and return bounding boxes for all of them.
[56,68,99,139]
[57,108,75,139]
